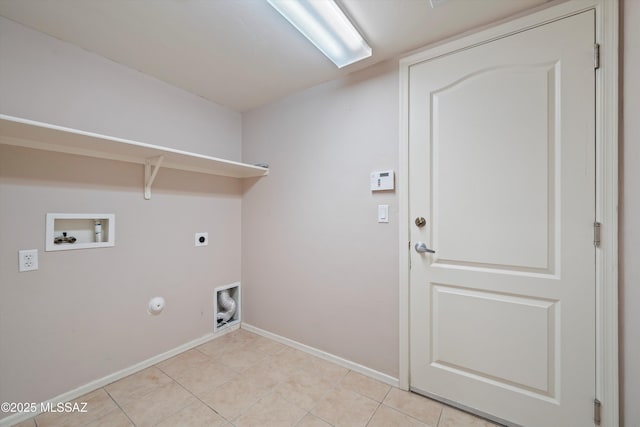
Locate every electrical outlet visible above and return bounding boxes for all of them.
[195,232,208,247]
[18,249,38,272]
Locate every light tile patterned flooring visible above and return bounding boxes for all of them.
[13,328,499,427]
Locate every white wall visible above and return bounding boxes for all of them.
[0,18,243,416]
[241,61,400,378]
[0,16,241,160]
[241,5,640,419]
[620,0,639,425]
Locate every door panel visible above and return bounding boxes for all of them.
[433,64,555,271]
[431,285,556,395]
[409,11,595,426]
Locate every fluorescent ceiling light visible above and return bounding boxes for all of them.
[266,0,372,68]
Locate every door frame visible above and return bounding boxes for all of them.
[397,0,619,425]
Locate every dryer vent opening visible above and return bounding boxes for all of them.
[217,289,236,323]
[214,282,241,331]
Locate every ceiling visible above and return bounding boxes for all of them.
[0,0,553,112]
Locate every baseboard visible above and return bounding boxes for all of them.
[241,323,399,388]
[0,324,239,427]
[1,322,397,426]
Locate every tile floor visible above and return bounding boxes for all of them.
[13,328,499,427]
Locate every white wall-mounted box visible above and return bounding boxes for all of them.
[46,213,115,251]
[370,170,395,191]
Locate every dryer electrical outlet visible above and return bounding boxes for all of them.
[195,232,208,247]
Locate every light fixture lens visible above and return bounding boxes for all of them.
[267,0,372,68]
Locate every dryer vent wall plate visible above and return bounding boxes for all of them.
[214,282,241,332]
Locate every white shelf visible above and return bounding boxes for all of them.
[0,115,268,195]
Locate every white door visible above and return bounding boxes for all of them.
[409,11,595,426]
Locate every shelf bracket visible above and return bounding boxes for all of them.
[144,155,165,200]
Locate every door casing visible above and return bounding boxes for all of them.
[397,1,619,426]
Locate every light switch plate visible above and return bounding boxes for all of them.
[378,205,389,223]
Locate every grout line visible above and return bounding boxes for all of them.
[292,408,308,427]
[194,346,211,358]
[338,370,393,404]
[230,390,277,425]
[435,404,444,427]
[154,362,234,424]
[103,387,138,427]
[380,383,393,402]
[292,411,311,427]
[185,391,231,424]
[311,410,336,427]
[381,402,431,426]
[149,380,196,425]
[364,401,382,427]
